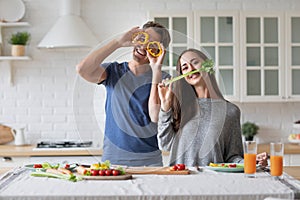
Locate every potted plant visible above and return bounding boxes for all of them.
[242,121,259,141]
[8,31,31,56]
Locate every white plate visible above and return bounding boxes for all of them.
[24,164,77,172]
[288,139,300,144]
[0,0,25,22]
[293,124,300,129]
[205,163,244,172]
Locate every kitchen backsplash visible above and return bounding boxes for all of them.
[0,0,300,147]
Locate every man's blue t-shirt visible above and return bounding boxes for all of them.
[100,62,170,166]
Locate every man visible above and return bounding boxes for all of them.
[76,21,171,166]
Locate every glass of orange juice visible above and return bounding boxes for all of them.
[244,141,257,178]
[270,142,284,177]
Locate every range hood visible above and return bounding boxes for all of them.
[37,0,98,49]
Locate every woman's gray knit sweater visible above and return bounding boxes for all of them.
[158,98,244,167]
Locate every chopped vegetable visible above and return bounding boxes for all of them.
[132,32,149,45]
[164,59,215,86]
[31,171,81,182]
[146,41,162,57]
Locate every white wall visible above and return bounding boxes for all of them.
[0,0,300,147]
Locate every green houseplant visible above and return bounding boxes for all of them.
[242,121,259,141]
[8,31,31,56]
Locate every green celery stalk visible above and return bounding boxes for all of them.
[164,59,214,86]
[31,171,80,182]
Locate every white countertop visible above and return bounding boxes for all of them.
[0,167,299,200]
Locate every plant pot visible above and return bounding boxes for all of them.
[11,45,25,56]
[245,136,254,141]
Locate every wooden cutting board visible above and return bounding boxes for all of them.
[78,174,132,180]
[0,124,14,144]
[125,166,190,175]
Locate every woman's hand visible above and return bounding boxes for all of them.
[116,26,142,47]
[158,80,173,112]
[256,152,268,167]
[148,43,166,72]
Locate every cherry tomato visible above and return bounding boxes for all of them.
[170,165,178,171]
[64,164,70,169]
[228,164,237,168]
[90,169,99,176]
[105,169,112,176]
[33,164,43,168]
[112,169,120,176]
[99,170,106,176]
[176,164,186,170]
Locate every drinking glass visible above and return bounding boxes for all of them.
[244,141,257,177]
[270,142,284,177]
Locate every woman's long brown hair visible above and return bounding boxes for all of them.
[171,48,224,132]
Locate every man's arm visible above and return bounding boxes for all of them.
[76,26,140,83]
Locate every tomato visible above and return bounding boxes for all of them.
[64,164,70,169]
[112,169,120,176]
[105,169,112,176]
[228,164,237,168]
[99,170,106,176]
[170,165,178,171]
[176,164,186,170]
[33,164,43,168]
[90,169,99,176]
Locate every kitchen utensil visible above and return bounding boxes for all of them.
[11,127,26,145]
[0,124,14,144]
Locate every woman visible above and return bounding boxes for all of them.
[157,48,267,167]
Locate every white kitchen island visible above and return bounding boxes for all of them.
[0,167,299,200]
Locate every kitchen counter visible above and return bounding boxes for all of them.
[0,168,299,200]
[0,144,102,157]
[1,143,300,157]
[258,143,300,154]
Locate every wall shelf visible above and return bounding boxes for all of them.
[0,22,31,86]
[0,56,31,61]
[0,57,32,86]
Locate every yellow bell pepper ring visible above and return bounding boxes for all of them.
[132,31,149,45]
[147,41,162,57]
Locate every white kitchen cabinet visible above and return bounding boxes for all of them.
[240,12,285,102]
[150,11,300,102]
[194,11,240,102]
[286,12,300,101]
[240,12,300,102]
[149,12,193,77]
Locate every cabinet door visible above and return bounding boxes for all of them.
[149,12,193,77]
[286,13,300,101]
[194,11,240,102]
[241,12,284,102]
